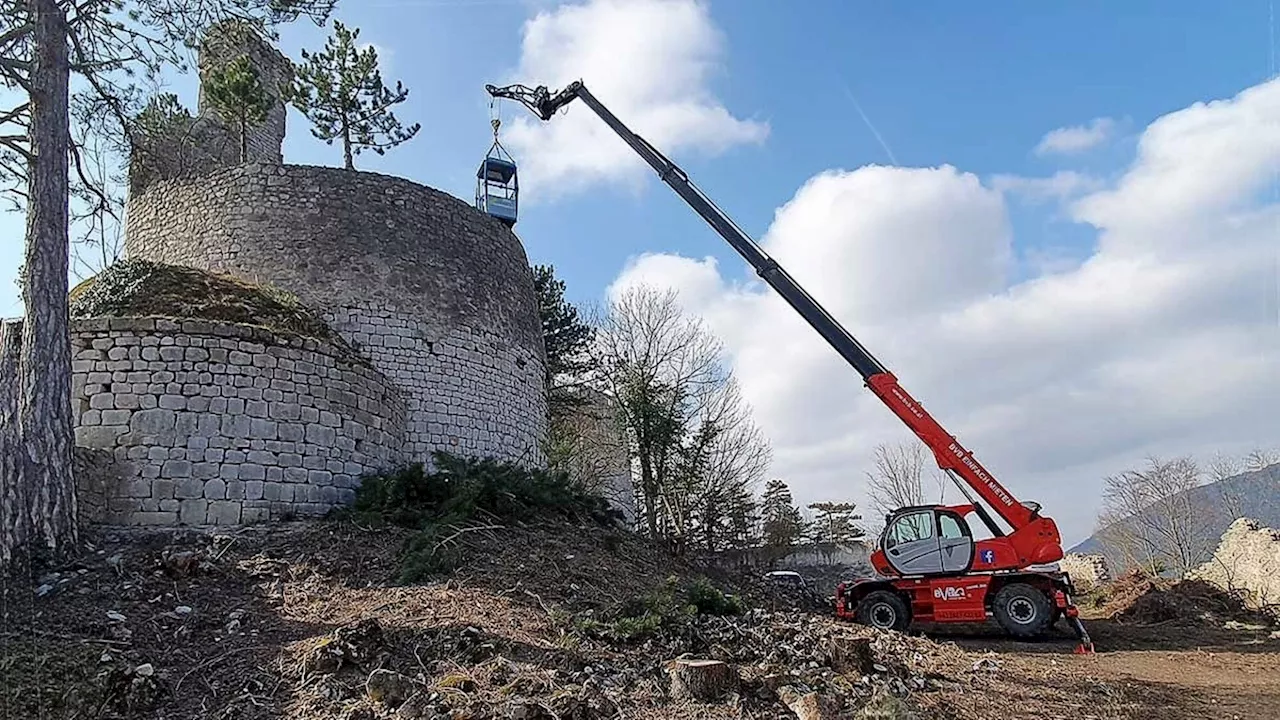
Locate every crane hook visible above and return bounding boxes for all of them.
[491,117,501,139]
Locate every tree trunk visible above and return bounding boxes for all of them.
[639,451,657,537]
[22,0,78,560]
[0,320,26,566]
[341,116,353,170]
[665,658,738,701]
[238,114,248,162]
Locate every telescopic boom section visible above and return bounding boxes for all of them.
[486,80,1039,533]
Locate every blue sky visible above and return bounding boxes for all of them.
[4,0,1266,312]
[2,0,1278,543]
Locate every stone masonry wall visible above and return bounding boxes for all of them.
[129,20,291,195]
[195,20,291,165]
[124,163,547,467]
[1059,553,1111,593]
[70,317,406,525]
[1190,517,1280,615]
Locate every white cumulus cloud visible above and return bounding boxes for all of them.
[608,78,1280,545]
[991,170,1104,204]
[1034,116,1117,156]
[497,0,768,200]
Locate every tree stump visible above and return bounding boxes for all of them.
[666,658,739,701]
[777,685,844,720]
[829,636,876,675]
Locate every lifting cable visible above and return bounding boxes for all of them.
[485,95,513,163]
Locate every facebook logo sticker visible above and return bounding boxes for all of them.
[980,549,995,564]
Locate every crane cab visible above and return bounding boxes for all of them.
[475,117,519,227]
[873,505,975,577]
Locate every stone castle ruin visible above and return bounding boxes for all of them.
[67,21,549,527]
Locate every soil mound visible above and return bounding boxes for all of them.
[1093,570,1275,628]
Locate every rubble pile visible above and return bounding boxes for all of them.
[11,519,1185,719]
[1058,553,1110,592]
[1189,517,1280,618]
[278,608,964,720]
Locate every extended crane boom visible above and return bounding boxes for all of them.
[487,79,1091,653]
[487,80,1042,539]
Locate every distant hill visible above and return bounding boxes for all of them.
[1069,463,1280,572]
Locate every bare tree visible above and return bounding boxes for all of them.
[1094,455,1214,576]
[590,285,723,538]
[1205,446,1278,522]
[1243,446,1279,472]
[864,440,946,518]
[677,377,771,551]
[589,284,770,549]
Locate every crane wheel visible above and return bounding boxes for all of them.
[855,590,910,632]
[992,583,1054,638]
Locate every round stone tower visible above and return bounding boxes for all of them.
[124,163,548,467]
[123,162,550,466]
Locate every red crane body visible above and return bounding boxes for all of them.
[487,80,1093,653]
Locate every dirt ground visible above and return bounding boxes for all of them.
[919,619,1280,720]
[3,520,1279,719]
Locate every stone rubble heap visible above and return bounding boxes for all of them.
[291,610,963,720]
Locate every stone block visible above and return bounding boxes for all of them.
[159,394,187,410]
[179,498,208,525]
[76,425,127,448]
[206,501,241,525]
[131,409,176,434]
[239,464,266,481]
[249,418,277,439]
[203,478,227,499]
[133,511,179,526]
[161,459,192,478]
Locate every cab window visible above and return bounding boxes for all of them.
[885,511,934,548]
[938,513,966,539]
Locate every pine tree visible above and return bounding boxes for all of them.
[807,501,866,545]
[532,264,594,419]
[204,54,271,162]
[287,20,420,170]
[759,478,803,549]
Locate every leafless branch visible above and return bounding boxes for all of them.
[0,23,33,52]
[0,135,31,160]
[0,103,29,127]
[1095,455,1213,576]
[864,440,946,518]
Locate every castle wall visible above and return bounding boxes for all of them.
[69,317,406,526]
[1190,517,1280,614]
[196,20,291,165]
[124,163,547,467]
[128,20,291,195]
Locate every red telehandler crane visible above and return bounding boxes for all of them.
[487,81,1095,654]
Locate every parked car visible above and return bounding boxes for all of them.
[763,570,808,591]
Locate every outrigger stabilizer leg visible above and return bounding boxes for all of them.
[1066,610,1095,654]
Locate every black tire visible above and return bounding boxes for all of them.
[855,590,910,632]
[992,583,1054,638]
